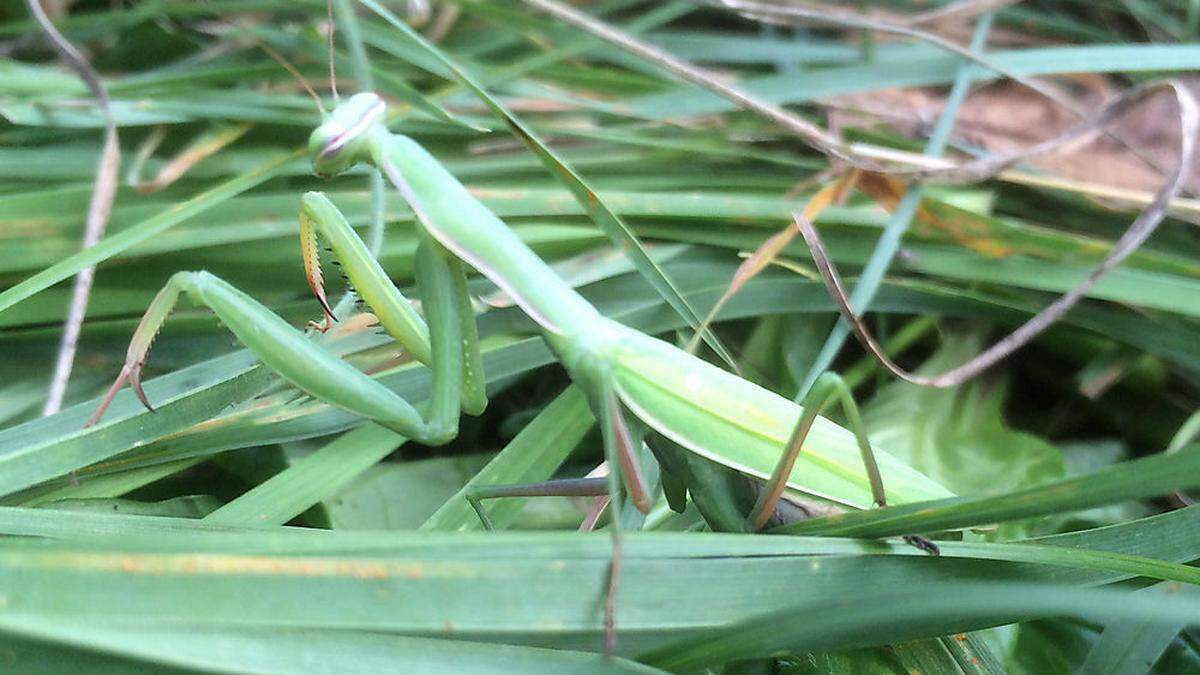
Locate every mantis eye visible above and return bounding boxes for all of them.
[308,122,352,177]
[309,92,387,177]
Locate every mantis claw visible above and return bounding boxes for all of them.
[312,293,337,329]
[84,358,154,426]
[128,363,155,413]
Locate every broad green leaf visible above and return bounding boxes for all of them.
[862,333,1065,538]
[329,453,495,530]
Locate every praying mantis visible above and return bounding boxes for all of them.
[87,90,951,644]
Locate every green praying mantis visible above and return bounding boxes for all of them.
[87,91,951,644]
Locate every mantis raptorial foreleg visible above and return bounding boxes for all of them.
[87,193,486,444]
[299,191,486,418]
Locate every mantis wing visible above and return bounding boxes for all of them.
[610,330,953,509]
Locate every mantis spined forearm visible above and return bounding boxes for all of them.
[89,91,951,646]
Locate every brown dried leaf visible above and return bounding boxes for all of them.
[685,171,860,353]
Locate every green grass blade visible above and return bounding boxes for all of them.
[0,338,300,498]
[637,582,1200,671]
[422,384,594,531]
[0,532,1191,652]
[0,618,663,674]
[1079,582,1198,675]
[357,0,738,369]
[7,458,204,507]
[203,423,405,526]
[630,44,1200,119]
[799,12,994,396]
[776,446,1200,538]
[0,150,298,316]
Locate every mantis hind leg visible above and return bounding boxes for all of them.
[746,371,939,553]
[747,371,882,531]
[466,477,610,531]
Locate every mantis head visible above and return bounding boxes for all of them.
[309,92,387,177]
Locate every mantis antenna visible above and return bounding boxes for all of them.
[327,0,339,102]
[258,42,326,116]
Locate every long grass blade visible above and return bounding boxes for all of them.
[357,0,738,369]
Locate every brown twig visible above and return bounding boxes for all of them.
[520,0,1178,186]
[709,0,1178,184]
[906,0,1024,26]
[796,81,1198,387]
[27,0,120,416]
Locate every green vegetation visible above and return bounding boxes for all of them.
[2,1,1200,672]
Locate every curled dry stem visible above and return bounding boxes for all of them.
[27,0,121,416]
[799,81,1198,388]
[523,0,1184,187]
